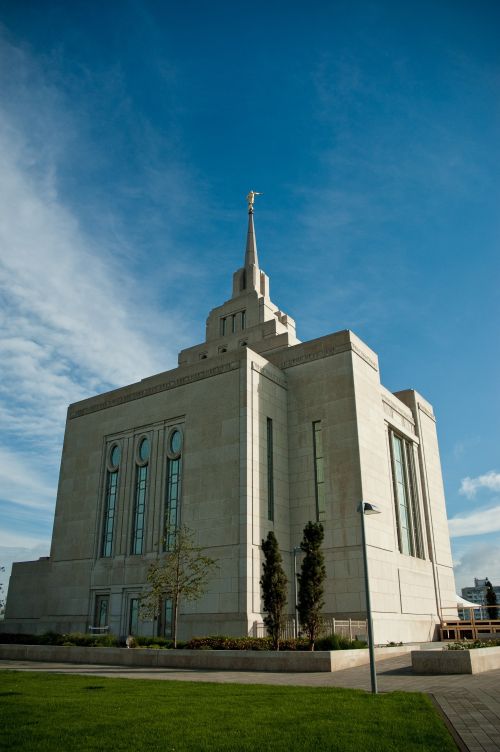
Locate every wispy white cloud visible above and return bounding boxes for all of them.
[460,471,500,498]
[0,116,172,462]
[452,539,500,591]
[448,504,500,538]
[0,33,197,531]
[0,447,56,511]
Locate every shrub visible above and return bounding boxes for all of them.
[0,631,119,647]
[277,638,310,651]
[315,633,367,651]
[59,632,119,647]
[134,636,174,649]
[448,639,500,650]
[185,635,272,650]
[185,636,312,651]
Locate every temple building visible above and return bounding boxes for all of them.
[3,193,457,643]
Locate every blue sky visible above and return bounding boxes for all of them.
[0,0,499,594]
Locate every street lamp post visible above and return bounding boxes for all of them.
[358,501,381,695]
[293,546,302,638]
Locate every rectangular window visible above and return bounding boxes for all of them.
[131,465,148,554]
[102,471,118,557]
[160,598,173,638]
[231,314,236,333]
[241,310,246,330]
[164,458,182,551]
[220,317,226,336]
[390,432,424,559]
[128,597,139,635]
[267,417,274,521]
[313,421,326,521]
[95,595,109,629]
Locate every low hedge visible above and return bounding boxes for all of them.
[183,635,366,651]
[0,631,119,647]
[133,636,187,649]
[0,631,366,650]
[184,636,310,651]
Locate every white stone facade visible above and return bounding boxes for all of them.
[3,207,457,643]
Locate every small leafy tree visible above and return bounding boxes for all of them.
[297,521,326,650]
[485,578,498,620]
[260,531,288,651]
[140,526,217,647]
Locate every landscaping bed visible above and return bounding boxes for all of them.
[0,640,419,672]
[412,643,500,674]
[0,632,366,651]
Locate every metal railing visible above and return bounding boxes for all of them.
[440,605,500,641]
[250,617,367,640]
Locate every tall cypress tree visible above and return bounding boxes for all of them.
[485,578,498,620]
[260,531,288,651]
[297,521,326,650]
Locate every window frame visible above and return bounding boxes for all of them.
[267,417,274,522]
[164,426,183,551]
[94,594,110,629]
[101,443,121,558]
[131,436,150,555]
[312,421,326,521]
[389,429,425,559]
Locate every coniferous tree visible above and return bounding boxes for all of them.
[0,565,5,615]
[485,578,498,620]
[260,531,288,651]
[297,521,326,650]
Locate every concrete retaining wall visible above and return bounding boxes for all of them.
[0,643,413,672]
[412,646,500,675]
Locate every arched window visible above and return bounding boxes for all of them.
[164,427,183,551]
[101,444,121,557]
[131,437,149,555]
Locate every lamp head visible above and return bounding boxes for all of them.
[359,501,381,515]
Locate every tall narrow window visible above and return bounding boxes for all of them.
[313,422,326,520]
[160,598,173,638]
[267,417,274,521]
[220,317,226,336]
[128,597,139,635]
[405,442,424,558]
[95,595,109,629]
[164,428,183,551]
[102,444,120,557]
[131,437,149,554]
[390,432,424,558]
[241,310,246,330]
[231,314,237,333]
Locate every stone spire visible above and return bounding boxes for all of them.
[244,190,261,269]
[244,210,259,268]
[177,191,300,365]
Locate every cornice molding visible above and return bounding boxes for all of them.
[251,362,288,390]
[69,361,240,419]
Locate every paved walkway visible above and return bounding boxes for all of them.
[2,655,500,751]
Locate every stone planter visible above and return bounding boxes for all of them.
[0,643,413,673]
[412,646,500,675]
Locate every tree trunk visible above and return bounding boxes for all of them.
[173,594,179,648]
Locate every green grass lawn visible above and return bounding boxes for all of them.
[0,671,456,752]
